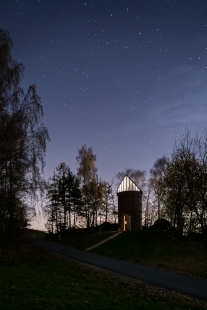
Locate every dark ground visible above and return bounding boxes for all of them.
[36,238,207,302]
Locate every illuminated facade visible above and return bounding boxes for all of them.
[117,175,142,231]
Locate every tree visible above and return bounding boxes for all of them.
[0,28,50,238]
[143,178,154,228]
[76,145,104,231]
[44,172,60,234]
[173,130,207,239]
[101,181,114,223]
[76,145,97,185]
[159,156,188,242]
[150,156,169,220]
[44,163,82,233]
[82,179,104,229]
[152,152,196,242]
[63,166,82,229]
[56,163,70,230]
[152,130,207,244]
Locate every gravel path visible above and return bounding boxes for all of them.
[36,239,207,301]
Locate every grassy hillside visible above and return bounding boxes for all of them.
[0,236,207,310]
[91,229,207,279]
[47,229,118,250]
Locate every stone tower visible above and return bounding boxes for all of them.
[117,175,142,231]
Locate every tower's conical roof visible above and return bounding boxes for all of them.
[117,175,142,193]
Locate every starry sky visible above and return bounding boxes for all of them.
[1,0,207,228]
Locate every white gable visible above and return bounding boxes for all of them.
[117,175,140,193]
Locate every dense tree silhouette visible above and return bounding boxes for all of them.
[152,130,207,245]
[45,163,82,233]
[0,28,49,238]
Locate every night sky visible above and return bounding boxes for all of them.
[1,1,207,228]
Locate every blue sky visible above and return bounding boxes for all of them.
[1,0,206,229]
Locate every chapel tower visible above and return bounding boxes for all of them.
[117,175,142,231]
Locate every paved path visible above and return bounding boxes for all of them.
[36,239,207,302]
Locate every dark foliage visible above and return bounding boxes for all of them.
[100,221,119,231]
[0,28,49,239]
[153,218,171,230]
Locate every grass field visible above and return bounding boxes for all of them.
[49,228,207,279]
[0,235,207,309]
[48,228,118,250]
[90,229,207,279]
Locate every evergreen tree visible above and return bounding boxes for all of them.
[45,163,82,232]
